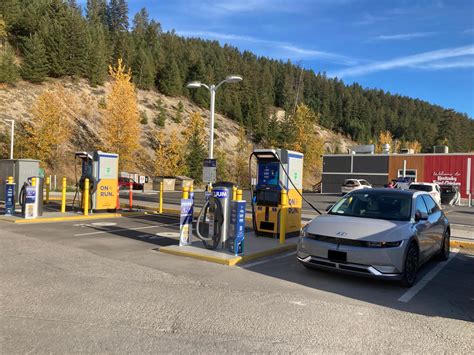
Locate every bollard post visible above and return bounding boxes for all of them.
[279,189,288,245]
[129,182,133,211]
[61,177,67,213]
[182,186,189,199]
[84,178,89,216]
[232,186,237,201]
[45,176,50,204]
[237,189,243,201]
[31,177,36,187]
[5,176,15,216]
[116,184,120,210]
[159,181,163,213]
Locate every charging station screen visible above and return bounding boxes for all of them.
[258,162,279,187]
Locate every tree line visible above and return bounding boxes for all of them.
[1,0,473,153]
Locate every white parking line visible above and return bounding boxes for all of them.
[74,223,180,237]
[398,249,459,303]
[240,251,297,269]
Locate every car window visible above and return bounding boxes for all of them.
[409,184,432,192]
[415,196,428,216]
[329,191,412,221]
[421,195,439,214]
[359,180,369,186]
[344,180,354,186]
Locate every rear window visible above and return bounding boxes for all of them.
[409,184,433,192]
[344,180,357,186]
[359,180,370,186]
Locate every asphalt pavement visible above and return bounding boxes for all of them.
[1,214,473,353]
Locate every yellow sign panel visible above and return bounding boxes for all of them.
[96,178,118,210]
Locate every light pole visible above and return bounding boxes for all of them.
[1,119,15,159]
[186,75,242,160]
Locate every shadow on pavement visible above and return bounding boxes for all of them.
[245,247,474,323]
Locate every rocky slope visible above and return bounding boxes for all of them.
[0,79,355,185]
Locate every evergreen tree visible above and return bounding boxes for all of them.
[107,0,129,62]
[184,112,206,183]
[85,23,108,86]
[0,47,19,84]
[21,33,48,83]
[159,57,182,96]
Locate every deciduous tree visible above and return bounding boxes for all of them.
[153,130,186,177]
[102,58,140,171]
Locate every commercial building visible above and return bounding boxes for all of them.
[321,152,473,198]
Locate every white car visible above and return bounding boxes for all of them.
[409,182,441,205]
[341,179,372,195]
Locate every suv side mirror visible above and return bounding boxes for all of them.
[325,204,333,212]
[415,211,428,221]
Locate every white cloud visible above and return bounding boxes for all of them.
[374,32,437,41]
[331,45,474,77]
[415,58,474,70]
[177,30,357,65]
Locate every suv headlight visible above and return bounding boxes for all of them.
[366,241,402,248]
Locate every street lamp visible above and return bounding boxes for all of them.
[186,75,242,160]
[1,119,14,159]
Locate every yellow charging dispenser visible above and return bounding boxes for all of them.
[252,149,303,238]
[75,151,119,211]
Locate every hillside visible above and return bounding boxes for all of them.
[0,78,354,187]
[1,0,473,154]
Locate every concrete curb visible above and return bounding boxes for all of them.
[159,243,297,266]
[450,240,474,250]
[0,213,122,224]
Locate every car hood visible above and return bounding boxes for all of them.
[305,214,410,242]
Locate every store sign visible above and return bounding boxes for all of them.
[432,171,461,186]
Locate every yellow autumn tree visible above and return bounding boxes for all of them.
[102,58,140,171]
[22,86,72,172]
[376,130,393,153]
[286,104,324,179]
[233,126,252,187]
[406,140,422,153]
[154,130,186,177]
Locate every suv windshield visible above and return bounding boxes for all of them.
[329,191,412,221]
[409,184,432,192]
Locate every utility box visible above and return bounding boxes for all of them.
[175,176,194,191]
[153,177,176,191]
[0,159,40,203]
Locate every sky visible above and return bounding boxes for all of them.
[93,0,474,117]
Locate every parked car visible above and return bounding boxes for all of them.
[440,184,460,206]
[341,179,372,195]
[297,189,450,287]
[409,182,441,205]
[119,177,144,190]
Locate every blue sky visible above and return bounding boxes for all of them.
[92,0,474,117]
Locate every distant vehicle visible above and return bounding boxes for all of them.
[341,179,372,195]
[297,189,450,287]
[409,182,441,205]
[119,177,143,190]
[393,176,414,190]
[440,185,460,205]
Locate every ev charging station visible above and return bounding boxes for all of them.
[250,149,304,238]
[73,151,119,212]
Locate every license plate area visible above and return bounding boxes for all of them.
[328,250,347,263]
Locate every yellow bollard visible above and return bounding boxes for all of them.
[61,177,67,213]
[7,176,14,184]
[31,177,36,187]
[159,181,163,214]
[182,186,189,199]
[84,178,89,216]
[232,186,237,200]
[279,189,288,245]
[45,176,50,204]
[236,189,243,201]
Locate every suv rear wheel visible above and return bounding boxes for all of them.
[437,229,450,261]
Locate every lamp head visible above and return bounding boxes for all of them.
[225,75,243,83]
[186,81,202,89]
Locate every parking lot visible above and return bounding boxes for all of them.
[1,200,473,353]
